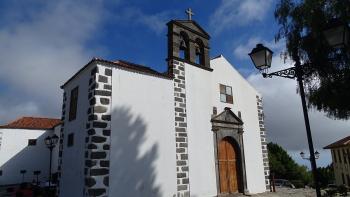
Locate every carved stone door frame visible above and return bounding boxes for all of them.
[211,107,248,195]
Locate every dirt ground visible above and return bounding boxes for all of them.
[249,188,349,197]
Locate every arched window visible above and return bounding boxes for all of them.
[179,32,190,60]
[195,38,204,65]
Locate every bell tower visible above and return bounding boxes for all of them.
[166,9,212,197]
[167,10,211,70]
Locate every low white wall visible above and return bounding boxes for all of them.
[211,56,266,194]
[0,128,56,185]
[185,63,218,197]
[110,67,177,197]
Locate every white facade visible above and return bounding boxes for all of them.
[211,56,267,194]
[109,66,176,196]
[1,19,269,197]
[180,56,267,196]
[0,126,60,185]
[329,146,350,186]
[57,54,268,197]
[59,64,93,197]
[185,62,217,196]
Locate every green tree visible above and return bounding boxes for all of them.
[317,164,335,188]
[274,0,350,119]
[268,142,312,184]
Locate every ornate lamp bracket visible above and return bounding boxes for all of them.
[262,64,313,79]
[262,67,297,79]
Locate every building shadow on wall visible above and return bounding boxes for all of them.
[0,133,50,185]
[109,106,161,197]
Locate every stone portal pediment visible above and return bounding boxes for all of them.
[211,107,243,125]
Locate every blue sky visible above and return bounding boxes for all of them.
[1,0,349,167]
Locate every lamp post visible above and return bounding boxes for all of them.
[44,134,59,188]
[249,43,322,196]
[20,170,27,183]
[249,21,349,195]
[300,151,320,160]
[33,170,41,186]
[323,19,349,49]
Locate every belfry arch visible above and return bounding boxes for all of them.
[167,19,211,69]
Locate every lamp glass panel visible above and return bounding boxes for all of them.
[251,50,267,70]
[52,135,59,144]
[45,137,51,146]
[265,50,273,68]
[324,25,345,47]
[315,151,320,158]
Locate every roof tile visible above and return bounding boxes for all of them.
[324,136,350,149]
[0,117,61,130]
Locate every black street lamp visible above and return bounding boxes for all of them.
[323,19,349,48]
[300,151,320,160]
[44,134,59,188]
[33,170,41,186]
[20,170,27,183]
[249,19,348,197]
[249,44,322,196]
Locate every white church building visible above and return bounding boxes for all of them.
[0,18,270,197]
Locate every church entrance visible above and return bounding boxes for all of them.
[218,137,242,194]
[212,107,247,194]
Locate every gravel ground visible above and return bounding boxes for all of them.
[251,188,316,197]
[247,188,350,197]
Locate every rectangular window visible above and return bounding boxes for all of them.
[342,173,345,184]
[333,150,337,163]
[347,174,350,186]
[0,170,2,176]
[338,149,342,163]
[28,139,37,146]
[69,87,79,121]
[67,133,74,147]
[219,84,233,104]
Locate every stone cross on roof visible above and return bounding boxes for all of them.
[186,8,194,20]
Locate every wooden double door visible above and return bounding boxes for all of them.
[218,137,242,194]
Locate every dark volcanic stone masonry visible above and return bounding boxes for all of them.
[84,65,113,196]
[56,92,67,196]
[256,95,270,190]
[171,60,190,197]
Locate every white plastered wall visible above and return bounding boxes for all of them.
[0,128,56,185]
[185,63,218,197]
[211,56,266,194]
[59,63,94,197]
[109,67,177,197]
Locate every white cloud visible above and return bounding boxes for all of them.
[233,37,285,60]
[0,1,107,124]
[0,1,178,125]
[0,101,40,123]
[209,0,273,34]
[247,52,350,166]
